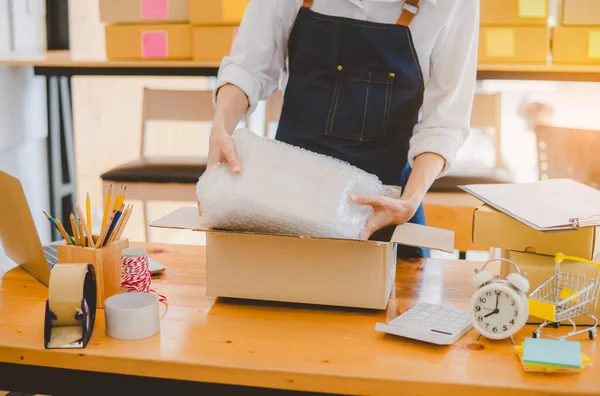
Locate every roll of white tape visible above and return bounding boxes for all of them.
[104,292,160,340]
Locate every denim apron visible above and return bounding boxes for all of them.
[275,0,429,258]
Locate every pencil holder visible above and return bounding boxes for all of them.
[58,238,130,309]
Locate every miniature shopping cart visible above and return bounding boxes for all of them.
[529,253,600,341]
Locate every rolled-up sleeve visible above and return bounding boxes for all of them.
[407,0,480,177]
[214,0,296,117]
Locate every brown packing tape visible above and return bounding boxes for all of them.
[48,326,83,349]
[48,264,88,327]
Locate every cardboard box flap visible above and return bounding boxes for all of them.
[150,206,455,252]
[391,223,455,253]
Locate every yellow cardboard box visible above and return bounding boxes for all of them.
[99,0,189,24]
[503,251,600,325]
[189,0,248,25]
[192,26,238,62]
[480,0,548,26]
[150,207,454,310]
[553,26,600,64]
[478,26,549,64]
[105,24,192,60]
[473,205,599,259]
[558,0,600,26]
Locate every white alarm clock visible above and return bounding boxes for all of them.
[468,258,530,343]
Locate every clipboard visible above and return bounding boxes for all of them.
[460,179,600,231]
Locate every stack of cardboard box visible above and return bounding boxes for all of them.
[478,0,550,64]
[472,204,600,325]
[100,0,193,60]
[553,0,600,64]
[190,0,248,62]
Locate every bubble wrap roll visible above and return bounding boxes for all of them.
[196,129,400,240]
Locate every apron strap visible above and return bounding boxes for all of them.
[397,0,421,26]
[303,0,420,26]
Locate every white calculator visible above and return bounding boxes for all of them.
[375,302,472,345]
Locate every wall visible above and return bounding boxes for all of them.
[0,0,50,275]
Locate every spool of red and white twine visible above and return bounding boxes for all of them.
[120,248,166,302]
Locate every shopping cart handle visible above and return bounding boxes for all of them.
[555,252,600,269]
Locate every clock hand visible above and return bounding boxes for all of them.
[495,294,499,310]
[484,309,499,318]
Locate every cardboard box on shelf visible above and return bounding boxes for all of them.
[105,24,192,60]
[502,251,600,325]
[480,0,549,26]
[189,0,248,25]
[478,26,549,64]
[99,0,189,24]
[150,207,455,310]
[553,26,600,64]
[473,205,599,259]
[558,0,600,26]
[192,26,238,62]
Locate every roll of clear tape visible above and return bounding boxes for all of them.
[104,292,160,340]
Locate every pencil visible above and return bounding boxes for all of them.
[75,203,94,248]
[70,213,79,246]
[86,193,92,234]
[44,211,74,245]
[103,204,124,246]
[101,184,113,230]
[114,205,133,241]
[78,220,85,247]
[112,185,126,212]
[108,205,128,244]
[95,207,118,248]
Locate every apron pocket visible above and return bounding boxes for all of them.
[326,67,395,142]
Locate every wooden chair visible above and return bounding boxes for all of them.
[100,88,214,241]
[534,124,600,188]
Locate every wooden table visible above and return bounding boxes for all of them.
[1,243,598,396]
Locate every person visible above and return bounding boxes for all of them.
[201,0,479,258]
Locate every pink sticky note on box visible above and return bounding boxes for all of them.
[141,31,168,59]
[141,0,168,19]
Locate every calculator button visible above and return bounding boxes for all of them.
[425,306,440,313]
[431,313,443,319]
[439,320,450,327]
[417,303,430,308]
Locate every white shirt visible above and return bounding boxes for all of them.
[216,0,480,176]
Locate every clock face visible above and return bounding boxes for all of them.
[468,282,528,340]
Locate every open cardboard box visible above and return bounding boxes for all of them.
[473,204,599,259]
[151,207,454,310]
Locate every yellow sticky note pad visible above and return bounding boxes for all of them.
[589,31,600,59]
[222,0,248,22]
[529,299,556,322]
[486,29,515,58]
[518,0,547,18]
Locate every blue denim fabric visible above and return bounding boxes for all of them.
[275,7,428,258]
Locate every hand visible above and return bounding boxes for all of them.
[484,309,499,318]
[199,127,243,216]
[495,294,499,310]
[350,195,420,240]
